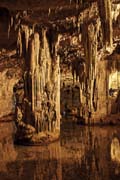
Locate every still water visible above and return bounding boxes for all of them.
[0,121,120,180]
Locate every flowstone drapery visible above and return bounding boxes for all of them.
[14,28,60,145]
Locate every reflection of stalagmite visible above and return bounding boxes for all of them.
[111,137,120,163]
[0,136,17,172]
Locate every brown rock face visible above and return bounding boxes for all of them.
[0,57,23,118]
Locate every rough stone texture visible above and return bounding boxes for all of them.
[0,57,23,118]
[0,0,120,129]
[73,1,120,124]
[14,1,120,126]
[14,26,61,144]
[97,0,113,48]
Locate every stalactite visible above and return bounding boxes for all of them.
[22,25,31,53]
[8,22,10,39]
[97,0,113,48]
[17,28,22,57]
[17,25,34,57]
[10,16,13,27]
[48,8,51,16]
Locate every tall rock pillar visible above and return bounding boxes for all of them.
[14,28,60,145]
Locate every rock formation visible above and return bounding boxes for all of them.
[97,0,113,48]
[14,25,60,144]
[0,0,120,144]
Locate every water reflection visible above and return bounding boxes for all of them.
[111,137,120,163]
[0,121,120,179]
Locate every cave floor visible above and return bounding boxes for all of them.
[0,120,120,180]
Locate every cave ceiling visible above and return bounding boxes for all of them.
[0,0,96,27]
[0,0,120,65]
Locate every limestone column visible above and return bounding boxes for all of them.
[14,28,60,145]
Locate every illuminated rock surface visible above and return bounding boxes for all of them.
[0,0,120,146]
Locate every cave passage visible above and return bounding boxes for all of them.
[0,0,120,179]
[0,0,120,145]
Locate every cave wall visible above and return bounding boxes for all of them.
[0,69,18,118]
[0,58,22,118]
[0,8,22,119]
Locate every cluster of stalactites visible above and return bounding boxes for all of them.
[20,28,61,133]
[97,0,113,48]
[8,11,25,39]
[112,2,120,22]
[17,25,34,57]
[75,17,102,118]
[82,18,101,77]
